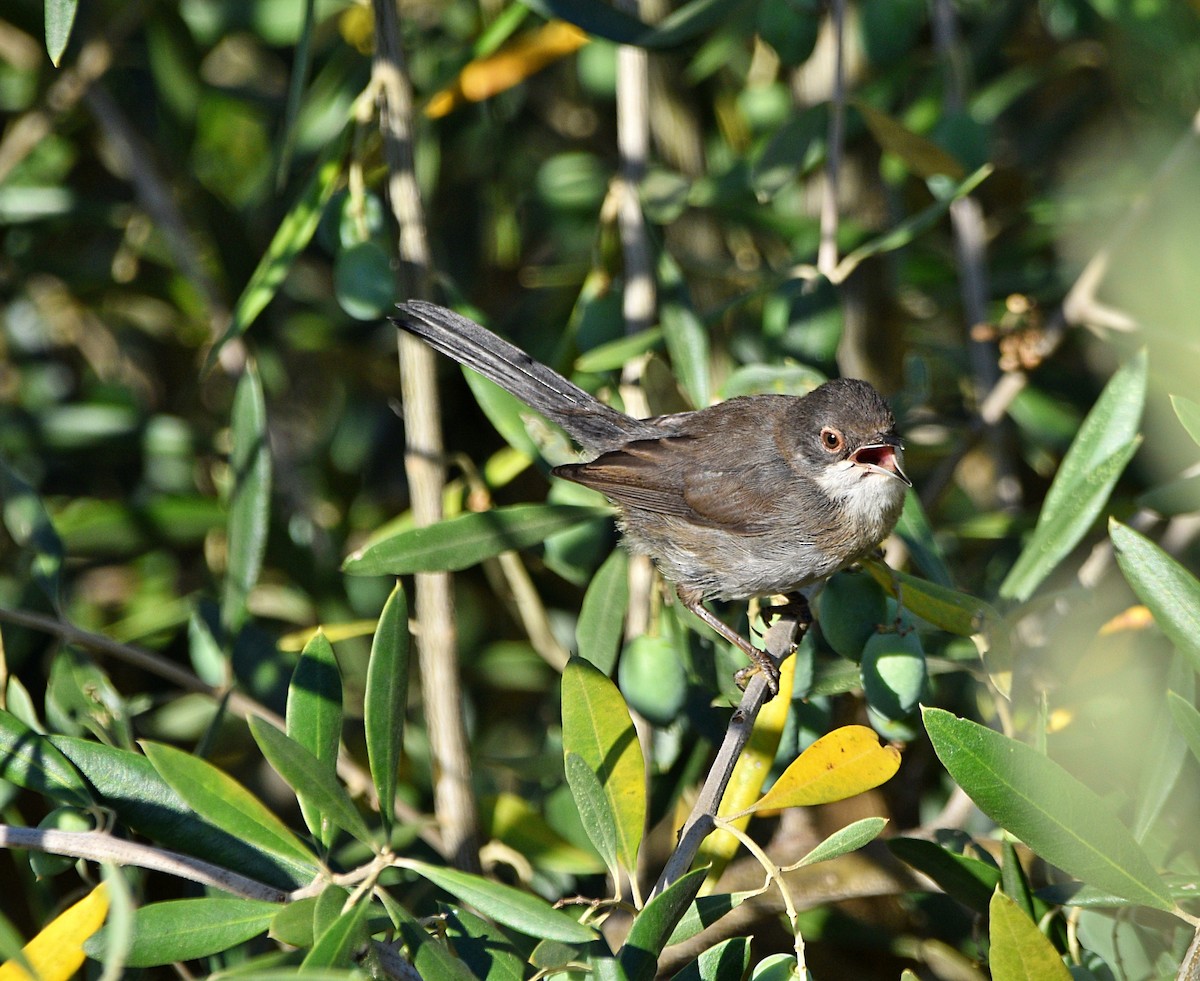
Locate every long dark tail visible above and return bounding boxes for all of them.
[392,301,645,453]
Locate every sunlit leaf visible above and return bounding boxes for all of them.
[222,362,271,635]
[365,584,410,836]
[1170,394,1200,447]
[402,860,596,944]
[564,752,620,881]
[343,504,611,576]
[141,741,316,868]
[287,630,343,845]
[1001,350,1147,602]
[44,0,79,67]
[1110,519,1200,672]
[668,935,751,981]
[0,710,92,809]
[561,657,646,876]
[88,898,278,969]
[887,836,999,914]
[249,717,372,846]
[386,898,479,981]
[922,708,1173,911]
[988,889,1071,981]
[665,892,752,946]
[787,816,888,868]
[743,725,900,813]
[575,547,628,673]
[301,895,370,969]
[0,882,106,981]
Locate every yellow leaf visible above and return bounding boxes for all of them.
[697,655,795,890]
[742,725,900,814]
[988,889,1072,981]
[0,883,109,981]
[426,22,589,119]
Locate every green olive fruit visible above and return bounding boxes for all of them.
[30,806,93,878]
[618,635,687,726]
[816,571,889,661]
[860,628,927,721]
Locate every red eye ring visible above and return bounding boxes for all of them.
[820,427,844,452]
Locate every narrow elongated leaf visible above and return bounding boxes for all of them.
[365,585,411,836]
[854,100,965,179]
[51,735,310,888]
[1170,394,1200,447]
[442,905,527,981]
[619,869,707,981]
[561,657,646,876]
[287,631,343,844]
[575,329,663,373]
[988,889,1071,981]
[922,708,1173,911]
[1168,691,1200,765]
[301,895,370,969]
[658,252,711,409]
[0,710,92,808]
[576,548,629,673]
[1001,350,1147,601]
[668,936,751,981]
[88,898,278,968]
[402,860,596,943]
[140,741,315,867]
[665,892,751,946]
[744,725,900,813]
[222,362,271,635]
[887,836,999,914]
[206,145,344,370]
[248,717,372,845]
[1110,519,1200,672]
[344,503,610,575]
[789,816,888,868]
[862,560,998,637]
[386,898,478,981]
[0,457,64,608]
[10,882,106,980]
[565,752,621,880]
[45,0,79,66]
[1131,654,1193,840]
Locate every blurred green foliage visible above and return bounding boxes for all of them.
[2,0,1200,976]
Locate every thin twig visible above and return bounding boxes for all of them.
[372,0,480,872]
[651,608,805,897]
[0,825,289,902]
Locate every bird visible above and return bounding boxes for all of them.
[392,300,911,694]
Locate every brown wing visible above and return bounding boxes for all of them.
[553,434,799,533]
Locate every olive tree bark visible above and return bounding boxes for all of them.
[371,0,480,872]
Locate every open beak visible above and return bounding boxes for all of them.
[851,435,911,486]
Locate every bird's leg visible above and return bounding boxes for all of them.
[677,588,781,696]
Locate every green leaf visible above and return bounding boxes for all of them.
[564,751,621,881]
[222,362,271,635]
[0,710,92,808]
[988,889,1071,981]
[658,251,711,408]
[1167,691,1200,765]
[668,936,751,981]
[0,456,64,608]
[854,100,964,179]
[887,836,999,914]
[921,708,1173,911]
[88,898,279,968]
[248,716,373,846]
[387,898,478,981]
[665,893,751,946]
[1170,394,1200,447]
[365,584,411,836]
[287,630,343,845]
[51,735,310,888]
[752,104,827,199]
[619,868,707,981]
[789,816,888,868]
[333,240,394,321]
[463,369,544,461]
[894,491,954,587]
[343,504,611,576]
[1000,350,1147,601]
[1110,519,1200,672]
[521,0,746,49]
[44,0,79,66]
[561,657,646,876]
[442,905,527,981]
[141,740,315,868]
[575,328,664,373]
[402,860,597,944]
[207,144,345,370]
[1130,654,1193,840]
[576,547,629,673]
[301,894,371,969]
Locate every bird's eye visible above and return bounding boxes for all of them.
[820,427,844,452]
